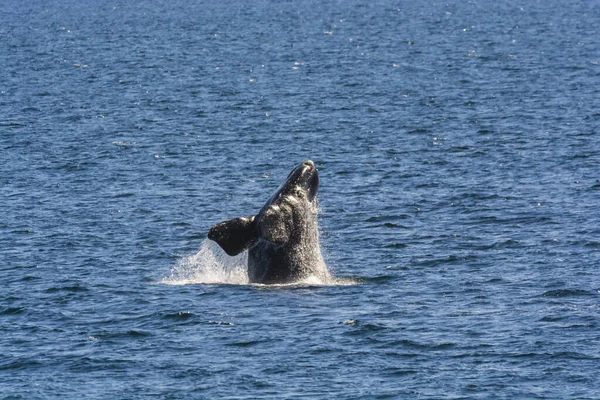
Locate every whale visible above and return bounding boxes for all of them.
[208,160,329,284]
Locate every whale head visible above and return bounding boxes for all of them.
[262,159,319,208]
[208,160,320,256]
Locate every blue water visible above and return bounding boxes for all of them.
[2,0,599,398]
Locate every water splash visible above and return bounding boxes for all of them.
[162,240,249,285]
[162,239,356,286]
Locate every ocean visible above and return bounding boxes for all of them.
[1,0,599,398]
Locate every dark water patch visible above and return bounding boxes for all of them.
[549,352,599,361]
[415,182,439,189]
[0,359,43,371]
[45,285,89,294]
[21,107,42,113]
[0,122,28,128]
[563,323,597,329]
[462,214,557,226]
[71,356,137,372]
[407,128,430,134]
[365,214,411,223]
[171,221,192,228]
[489,350,599,362]
[306,345,335,355]
[383,369,419,378]
[384,339,456,351]
[111,192,136,198]
[161,311,196,321]
[413,254,479,268]
[380,349,421,359]
[540,289,593,298]
[20,275,40,282]
[539,315,564,322]
[342,320,388,334]
[1,307,26,316]
[471,238,527,250]
[0,265,38,272]
[384,242,407,249]
[382,222,409,229]
[10,229,35,235]
[227,339,275,348]
[91,330,152,341]
[361,275,397,284]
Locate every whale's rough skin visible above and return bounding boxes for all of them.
[208,160,329,284]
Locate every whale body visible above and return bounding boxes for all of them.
[208,160,329,284]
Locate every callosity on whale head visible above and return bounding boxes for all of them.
[208,160,329,284]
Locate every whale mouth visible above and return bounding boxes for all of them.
[305,164,319,202]
[296,160,319,202]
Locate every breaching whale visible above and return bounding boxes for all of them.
[208,160,329,284]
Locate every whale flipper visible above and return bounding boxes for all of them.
[208,216,257,256]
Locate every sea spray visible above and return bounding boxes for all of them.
[163,236,350,286]
[163,239,249,285]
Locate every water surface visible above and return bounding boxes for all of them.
[1,0,599,398]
